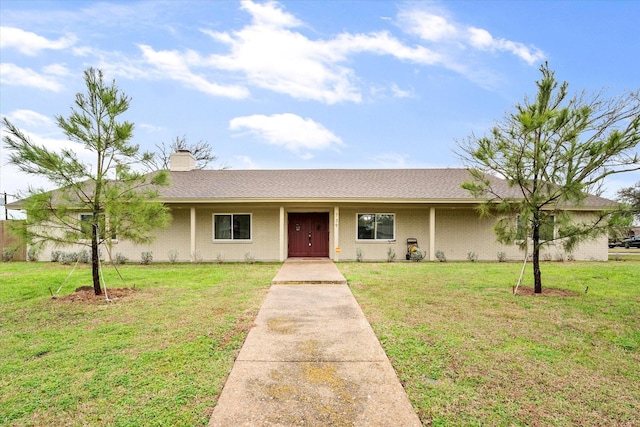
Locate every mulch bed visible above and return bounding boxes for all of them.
[54,286,137,304]
[514,286,582,297]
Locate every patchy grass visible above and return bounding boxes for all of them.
[341,261,640,427]
[0,262,279,426]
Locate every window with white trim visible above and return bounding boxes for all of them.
[539,214,556,241]
[357,214,395,240]
[213,214,251,240]
[79,213,117,241]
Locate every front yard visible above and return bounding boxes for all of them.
[1,260,638,426]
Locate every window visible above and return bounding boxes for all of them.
[357,214,395,240]
[539,215,555,241]
[214,214,251,240]
[79,213,117,241]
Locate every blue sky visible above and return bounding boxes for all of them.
[1,0,639,211]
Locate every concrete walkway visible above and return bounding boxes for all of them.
[209,259,421,426]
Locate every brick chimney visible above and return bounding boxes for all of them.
[169,150,196,171]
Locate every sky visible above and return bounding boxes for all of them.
[1,0,639,216]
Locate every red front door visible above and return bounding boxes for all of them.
[288,213,329,258]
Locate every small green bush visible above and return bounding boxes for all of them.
[51,250,62,262]
[435,249,446,262]
[140,251,153,265]
[77,249,90,264]
[386,247,396,262]
[59,252,78,265]
[2,248,16,262]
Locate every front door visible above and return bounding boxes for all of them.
[288,213,329,258]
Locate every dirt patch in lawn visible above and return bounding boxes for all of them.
[514,286,582,297]
[54,286,137,304]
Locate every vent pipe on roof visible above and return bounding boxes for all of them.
[169,150,196,171]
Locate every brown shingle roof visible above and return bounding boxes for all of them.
[159,168,616,208]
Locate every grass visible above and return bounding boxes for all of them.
[2,260,638,426]
[341,260,640,426]
[0,262,280,426]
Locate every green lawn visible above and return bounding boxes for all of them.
[0,262,280,426]
[342,261,640,426]
[1,260,638,426]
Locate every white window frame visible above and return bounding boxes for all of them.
[213,213,252,242]
[356,213,396,242]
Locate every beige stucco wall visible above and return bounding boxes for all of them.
[31,204,609,263]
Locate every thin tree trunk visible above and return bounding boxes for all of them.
[91,224,102,295]
[532,219,542,294]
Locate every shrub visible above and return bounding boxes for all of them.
[356,247,364,262]
[216,252,225,264]
[114,253,128,264]
[140,251,153,265]
[467,251,478,262]
[192,251,203,263]
[2,248,16,262]
[26,246,40,262]
[386,247,396,262]
[244,252,255,264]
[59,252,78,265]
[168,249,179,263]
[497,251,507,262]
[51,250,63,262]
[77,249,90,264]
[435,250,446,262]
[410,248,425,262]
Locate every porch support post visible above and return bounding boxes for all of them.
[279,206,285,261]
[429,207,436,261]
[334,206,340,261]
[190,207,196,262]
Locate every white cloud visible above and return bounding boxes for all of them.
[398,10,457,42]
[467,27,544,65]
[398,5,545,66]
[4,109,53,127]
[0,26,76,55]
[138,44,250,99]
[0,123,95,196]
[391,83,415,99]
[0,63,63,91]
[202,0,440,104]
[229,113,342,154]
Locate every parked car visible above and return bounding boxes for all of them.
[623,237,640,248]
[608,240,623,248]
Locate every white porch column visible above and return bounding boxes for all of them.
[429,207,436,261]
[190,207,196,262]
[279,206,285,261]
[334,206,340,261]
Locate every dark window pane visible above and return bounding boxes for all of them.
[358,214,374,239]
[214,215,232,239]
[233,214,251,240]
[376,214,394,239]
[540,215,555,241]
